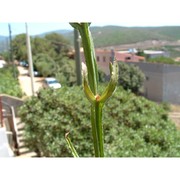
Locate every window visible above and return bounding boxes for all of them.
[103,56,106,62]
[97,56,100,62]
[125,56,131,60]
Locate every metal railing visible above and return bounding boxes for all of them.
[0,99,20,155]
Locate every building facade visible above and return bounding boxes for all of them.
[128,62,180,104]
[80,48,145,75]
[143,50,170,58]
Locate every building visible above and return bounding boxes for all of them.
[80,48,145,75]
[115,51,145,63]
[128,62,180,104]
[143,50,170,58]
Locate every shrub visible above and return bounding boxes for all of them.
[118,62,145,94]
[33,53,56,77]
[0,65,23,97]
[55,56,109,86]
[55,56,77,86]
[19,86,180,157]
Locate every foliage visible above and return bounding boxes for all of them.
[98,68,107,83]
[44,33,71,55]
[85,26,180,48]
[11,32,77,86]
[33,53,56,77]
[12,34,27,60]
[147,56,180,65]
[33,52,105,87]
[136,49,148,59]
[163,45,180,58]
[55,56,77,86]
[70,23,119,157]
[0,65,23,97]
[19,86,180,157]
[118,62,145,94]
[11,32,71,61]
[54,55,109,87]
[0,52,10,62]
[31,37,56,58]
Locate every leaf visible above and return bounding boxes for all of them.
[65,132,79,158]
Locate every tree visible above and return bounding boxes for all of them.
[31,37,56,58]
[12,34,27,60]
[33,53,56,77]
[0,65,23,97]
[45,33,72,55]
[54,55,108,87]
[55,56,76,86]
[12,33,71,61]
[118,62,145,94]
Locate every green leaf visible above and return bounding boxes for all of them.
[100,61,119,104]
[65,132,79,158]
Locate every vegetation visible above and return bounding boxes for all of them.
[1,26,180,53]
[163,45,180,58]
[7,24,180,158]
[12,33,72,61]
[64,26,180,48]
[118,62,145,94]
[33,53,56,77]
[2,25,180,56]
[69,23,118,157]
[44,33,71,55]
[0,65,23,97]
[147,56,180,65]
[54,56,77,86]
[11,32,78,86]
[19,86,180,157]
[12,34,28,60]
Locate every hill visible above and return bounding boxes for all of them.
[63,26,180,57]
[57,26,180,47]
[0,35,8,52]
[1,26,180,56]
[89,26,180,47]
[34,29,72,38]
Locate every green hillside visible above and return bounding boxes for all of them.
[90,26,180,47]
[0,36,8,52]
[63,26,180,47]
[1,25,180,52]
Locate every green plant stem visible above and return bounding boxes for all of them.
[70,23,98,95]
[78,23,98,95]
[91,102,104,157]
[70,23,118,157]
[91,106,100,157]
[94,101,104,157]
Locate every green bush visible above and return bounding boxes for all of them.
[0,66,23,97]
[55,56,77,86]
[19,86,180,157]
[118,62,145,94]
[55,56,109,86]
[33,53,56,77]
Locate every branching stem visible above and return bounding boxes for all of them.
[69,22,118,157]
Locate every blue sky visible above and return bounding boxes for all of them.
[0,0,180,36]
[0,23,73,36]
